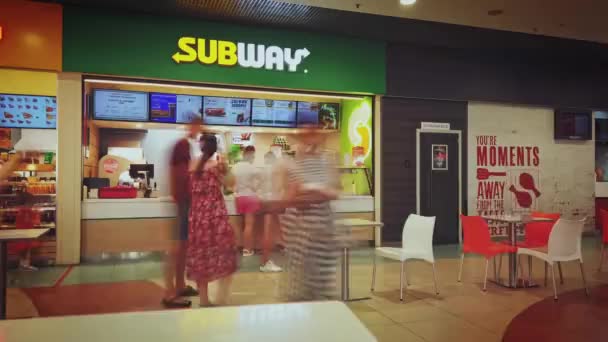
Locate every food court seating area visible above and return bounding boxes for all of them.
[5,212,608,342]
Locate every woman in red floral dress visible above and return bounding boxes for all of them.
[187,134,237,306]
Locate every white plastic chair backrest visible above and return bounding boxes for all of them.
[402,214,436,257]
[547,217,586,260]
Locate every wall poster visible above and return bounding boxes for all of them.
[475,135,541,236]
[432,144,448,170]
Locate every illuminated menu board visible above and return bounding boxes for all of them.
[202,97,251,126]
[0,94,57,129]
[150,93,202,123]
[296,102,340,129]
[251,99,297,128]
[93,89,149,122]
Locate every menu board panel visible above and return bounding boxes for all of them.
[150,93,202,123]
[176,95,203,123]
[296,102,340,129]
[318,103,340,130]
[0,94,57,129]
[93,89,149,122]
[252,99,297,127]
[296,101,320,126]
[202,97,251,126]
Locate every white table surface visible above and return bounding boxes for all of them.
[0,229,49,241]
[0,301,376,342]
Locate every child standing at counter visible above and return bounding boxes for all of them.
[233,146,282,272]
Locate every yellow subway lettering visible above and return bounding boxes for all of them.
[198,38,217,65]
[218,40,238,66]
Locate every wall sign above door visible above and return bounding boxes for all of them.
[421,122,451,131]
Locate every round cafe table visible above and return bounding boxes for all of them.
[482,215,553,288]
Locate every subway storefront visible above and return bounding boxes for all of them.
[57,6,386,263]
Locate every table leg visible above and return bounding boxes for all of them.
[508,222,517,287]
[340,245,371,302]
[341,247,350,301]
[0,241,7,320]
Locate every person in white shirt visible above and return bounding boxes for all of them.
[232,146,282,272]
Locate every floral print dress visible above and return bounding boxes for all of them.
[186,166,237,283]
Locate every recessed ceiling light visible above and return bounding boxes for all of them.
[400,0,416,5]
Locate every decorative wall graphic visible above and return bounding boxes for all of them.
[432,144,448,170]
[509,170,541,210]
[475,135,541,236]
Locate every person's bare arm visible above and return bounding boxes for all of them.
[0,154,22,181]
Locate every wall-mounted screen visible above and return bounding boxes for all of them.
[0,94,56,129]
[150,93,202,124]
[93,89,149,122]
[251,99,296,128]
[554,109,592,140]
[296,102,340,129]
[202,96,251,126]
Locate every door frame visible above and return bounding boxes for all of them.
[416,129,463,244]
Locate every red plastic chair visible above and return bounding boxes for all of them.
[458,215,517,291]
[599,209,608,271]
[8,207,42,255]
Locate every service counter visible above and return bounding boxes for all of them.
[81,195,375,258]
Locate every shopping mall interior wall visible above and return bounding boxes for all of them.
[380,97,467,242]
[387,43,608,109]
[467,102,595,233]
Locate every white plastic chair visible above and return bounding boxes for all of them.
[371,214,438,301]
[517,217,589,300]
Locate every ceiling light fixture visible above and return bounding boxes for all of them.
[400,0,416,5]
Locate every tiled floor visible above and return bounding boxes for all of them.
[7,236,608,342]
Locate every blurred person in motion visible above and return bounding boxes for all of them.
[162,117,201,308]
[279,125,340,301]
[10,191,42,270]
[257,151,283,272]
[232,145,262,258]
[232,146,282,272]
[187,134,237,306]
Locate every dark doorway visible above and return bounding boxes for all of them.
[380,98,467,243]
[418,131,460,244]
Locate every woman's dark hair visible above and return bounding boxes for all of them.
[195,134,218,175]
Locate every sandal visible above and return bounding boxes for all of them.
[162,296,191,308]
[178,285,199,297]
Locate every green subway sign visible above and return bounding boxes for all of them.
[63,7,386,94]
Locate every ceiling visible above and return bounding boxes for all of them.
[279,0,608,44]
[39,0,608,55]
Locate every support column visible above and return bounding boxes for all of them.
[373,95,382,247]
[56,72,82,265]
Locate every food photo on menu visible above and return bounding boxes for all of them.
[251,99,296,127]
[296,101,340,129]
[0,94,57,129]
[202,96,251,126]
[318,103,340,129]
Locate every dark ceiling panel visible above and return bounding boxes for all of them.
[41,0,607,53]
